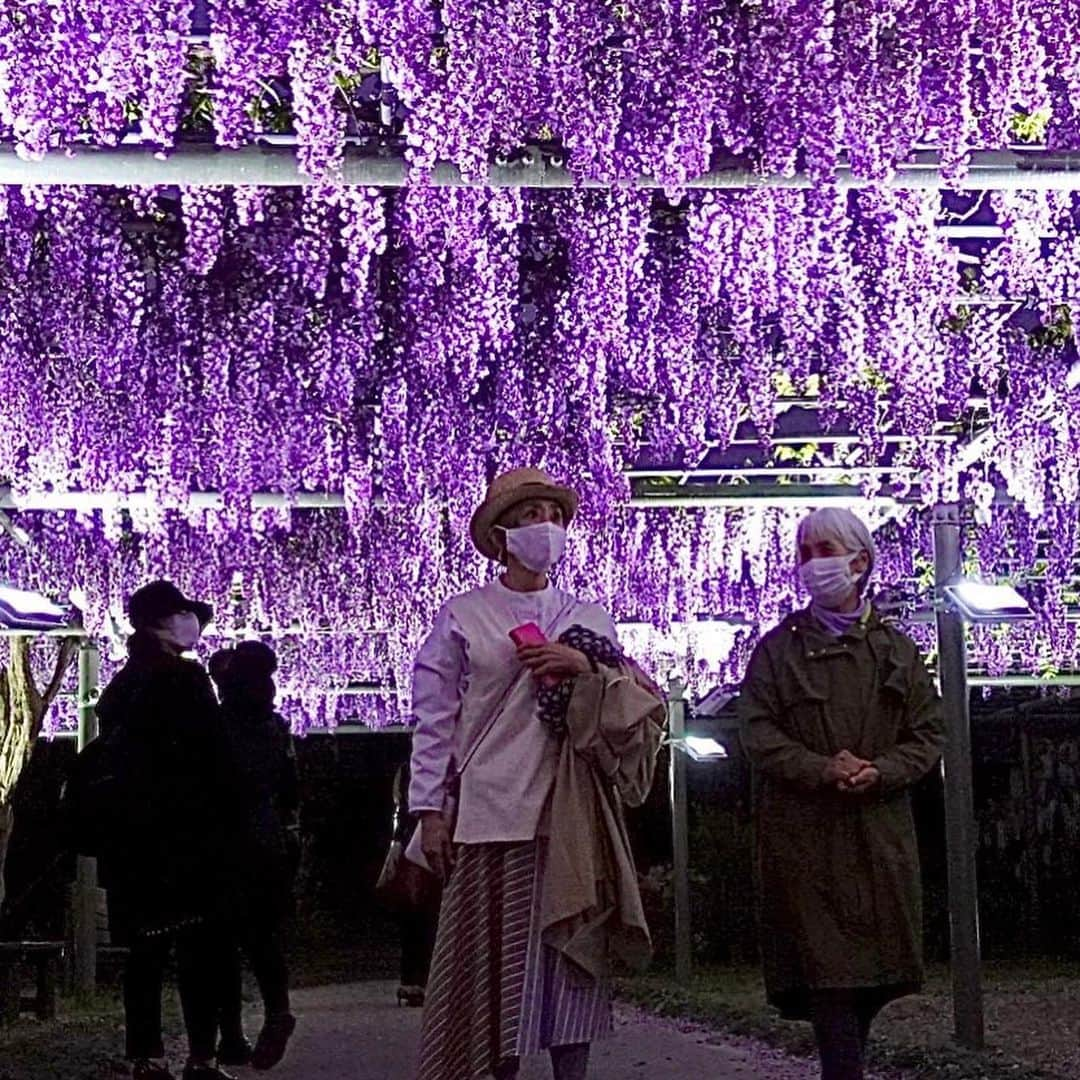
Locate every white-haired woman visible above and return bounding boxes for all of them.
[737,508,945,1080]
[408,468,664,1080]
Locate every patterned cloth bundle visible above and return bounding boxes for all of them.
[537,624,624,736]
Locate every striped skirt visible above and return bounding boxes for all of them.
[416,839,612,1080]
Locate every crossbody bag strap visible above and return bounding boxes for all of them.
[453,594,582,781]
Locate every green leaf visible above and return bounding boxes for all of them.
[1009,107,1052,144]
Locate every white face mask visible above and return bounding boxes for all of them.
[502,522,567,574]
[798,554,862,610]
[150,611,202,654]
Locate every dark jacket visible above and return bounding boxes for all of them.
[95,633,241,938]
[219,701,299,909]
[738,607,944,1020]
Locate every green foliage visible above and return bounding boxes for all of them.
[772,370,797,397]
[1029,305,1074,351]
[246,78,293,134]
[772,370,820,399]
[941,302,973,334]
[772,442,820,467]
[175,43,385,138]
[1009,108,1052,144]
[181,50,216,134]
[859,362,891,393]
[913,553,936,591]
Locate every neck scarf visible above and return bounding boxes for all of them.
[811,598,870,638]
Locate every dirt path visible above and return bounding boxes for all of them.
[256,982,854,1079]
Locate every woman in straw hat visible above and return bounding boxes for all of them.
[738,508,944,1080]
[408,468,664,1080]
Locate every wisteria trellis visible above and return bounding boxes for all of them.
[2,2,1080,181]
[1,180,1079,729]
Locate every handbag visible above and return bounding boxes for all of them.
[404,595,579,871]
[374,838,434,909]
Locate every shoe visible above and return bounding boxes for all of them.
[250,1012,297,1071]
[216,1037,253,1067]
[133,1063,174,1080]
[181,1065,237,1080]
[397,984,425,1007]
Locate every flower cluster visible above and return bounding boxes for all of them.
[3,3,1080,179]
[1,182,1079,726]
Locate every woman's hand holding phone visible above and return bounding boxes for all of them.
[509,623,589,685]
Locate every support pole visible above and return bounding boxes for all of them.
[932,504,985,1050]
[668,677,692,984]
[72,642,100,995]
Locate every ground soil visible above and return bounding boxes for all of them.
[621,961,1080,1080]
[2,961,1079,1078]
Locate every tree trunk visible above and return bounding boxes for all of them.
[0,637,79,914]
[0,802,12,911]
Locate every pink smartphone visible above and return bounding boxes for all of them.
[509,622,547,648]
[509,623,559,687]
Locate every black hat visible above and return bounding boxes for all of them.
[207,641,277,688]
[231,640,278,679]
[128,580,213,630]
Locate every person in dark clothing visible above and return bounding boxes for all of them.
[96,581,240,1080]
[208,641,299,1072]
[738,510,944,1080]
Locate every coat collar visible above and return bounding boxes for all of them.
[788,605,884,644]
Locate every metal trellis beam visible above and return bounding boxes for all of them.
[4,145,1080,190]
[0,484,909,512]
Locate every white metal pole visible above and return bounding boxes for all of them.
[73,642,100,995]
[667,677,692,983]
[932,503,985,1050]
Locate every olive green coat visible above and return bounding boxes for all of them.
[737,608,944,1020]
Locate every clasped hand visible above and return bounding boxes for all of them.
[822,749,880,794]
[516,642,590,680]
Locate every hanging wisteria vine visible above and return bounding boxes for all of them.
[2,180,1080,727]
[1,2,1078,181]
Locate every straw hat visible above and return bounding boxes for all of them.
[469,468,579,560]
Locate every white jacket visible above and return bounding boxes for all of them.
[408,578,617,845]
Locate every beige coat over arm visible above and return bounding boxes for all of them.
[540,665,666,980]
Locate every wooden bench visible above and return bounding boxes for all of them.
[0,942,65,1024]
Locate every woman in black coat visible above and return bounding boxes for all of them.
[96,581,240,1080]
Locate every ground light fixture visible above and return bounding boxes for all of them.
[669,734,729,761]
[943,580,1034,623]
[0,582,69,630]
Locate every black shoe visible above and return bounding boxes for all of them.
[216,1037,253,1067]
[133,1063,174,1080]
[251,1012,297,1071]
[397,984,425,1007]
[181,1065,237,1080]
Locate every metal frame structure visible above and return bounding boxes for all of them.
[71,643,100,995]
[3,143,1080,190]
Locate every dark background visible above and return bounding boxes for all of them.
[4,688,1079,975]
